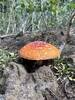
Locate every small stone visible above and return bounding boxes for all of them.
[0,94,5,100]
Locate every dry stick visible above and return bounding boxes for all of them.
[66,11,75,42]
[60,11,75,52]
[0,34,17,39]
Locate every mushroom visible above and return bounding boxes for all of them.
[18,41,62,70]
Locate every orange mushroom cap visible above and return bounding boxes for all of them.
[19,41,61,60]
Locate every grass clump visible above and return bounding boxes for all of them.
[52,57,75,82]
[0,49,16,67]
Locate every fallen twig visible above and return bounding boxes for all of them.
[66,11,75,42]
[0,34,17,39]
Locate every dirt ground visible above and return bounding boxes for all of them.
[0,31,75,100]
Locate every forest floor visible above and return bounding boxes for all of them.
[0,30,75,100]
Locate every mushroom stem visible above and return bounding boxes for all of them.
[59,42,66,52]
[36,60,43,66]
